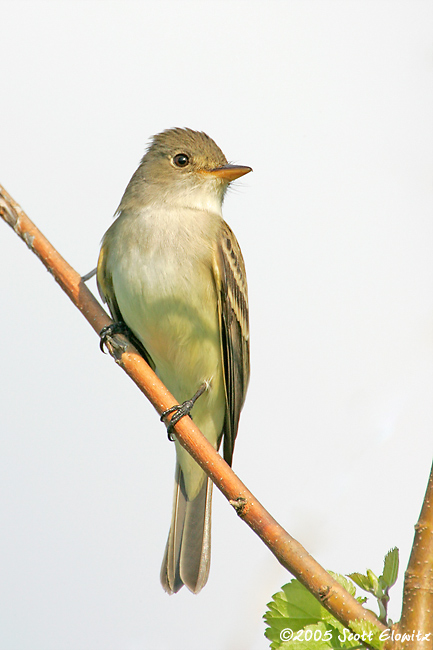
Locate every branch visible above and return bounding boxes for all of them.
[0,183,386,638]
[393,462,433,649]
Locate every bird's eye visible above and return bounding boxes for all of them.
[173,153,190,168]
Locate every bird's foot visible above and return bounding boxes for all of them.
[99,321,131,353]
[161,383,207,441]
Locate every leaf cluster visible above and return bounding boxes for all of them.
[264,549,399,650]
[348,548,399,625]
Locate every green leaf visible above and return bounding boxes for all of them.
[264,579,324,630]
[349,619,386,650]
[264,581,321,646]
[381,548,399,589]
[328,571,357,597]
[264,578,343,649]
[263,574,385,649]
[347,572,372,593]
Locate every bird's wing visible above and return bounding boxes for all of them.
[97,234,155,369]
[214,221,250,466]
[97,237,123,323]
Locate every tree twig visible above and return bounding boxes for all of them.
[0,183,386,639]
[393,462,433,649]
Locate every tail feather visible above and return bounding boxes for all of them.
[161,465,212,594]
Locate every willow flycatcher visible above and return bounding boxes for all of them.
[97,128,250,593]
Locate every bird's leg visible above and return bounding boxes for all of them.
[81,267,97,282]
[161,383,208,441]
[99,321,131,353]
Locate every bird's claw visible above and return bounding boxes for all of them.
[99,322,130,353]
[160,383,207,441]
[161,401,195,440]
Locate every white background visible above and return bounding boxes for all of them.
[1,2,432,649]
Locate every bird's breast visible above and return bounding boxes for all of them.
[108,206,223,401]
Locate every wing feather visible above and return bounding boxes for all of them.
[97,234,155,369]
[97,238,123,323]
[214,221,250,466]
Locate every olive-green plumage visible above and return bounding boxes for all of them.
[97,128,250,593]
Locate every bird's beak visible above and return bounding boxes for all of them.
[201,164,252,181]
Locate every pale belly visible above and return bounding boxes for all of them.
[112,248,226,498]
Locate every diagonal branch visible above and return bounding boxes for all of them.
[0,183,386,638]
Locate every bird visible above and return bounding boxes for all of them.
[97,127,251,593]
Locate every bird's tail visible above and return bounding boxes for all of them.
[160,464,212,594]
